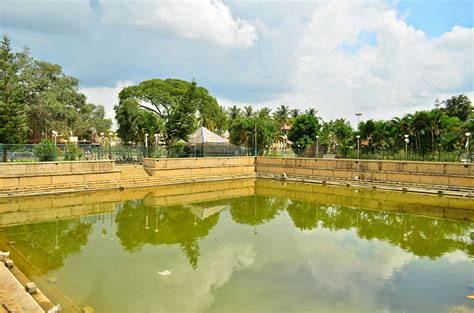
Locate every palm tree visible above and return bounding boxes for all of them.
[290,109,300,119]
[410,111,430,153]
[273,105,290,128]
[257,107,272,119]
[428,108,443,152]
[244,105,254,118]
[306,108,318,116]
[227,106,242,120]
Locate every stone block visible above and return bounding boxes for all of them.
[4,259,14,268]
[25,282,37,294]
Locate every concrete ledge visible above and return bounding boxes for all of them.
[144,157,255,178]
[0,160,115,175]
[256,179,474,221]
[256,157,474,189]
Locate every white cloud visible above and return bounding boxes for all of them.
[101,0,258,47]
[4,0,471,126]
[81,81,133,126]
[276,1,474,125]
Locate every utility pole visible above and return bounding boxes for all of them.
[355,113,362,130]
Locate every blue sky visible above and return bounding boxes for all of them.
[0,0,472,125]
[398,0,473,37]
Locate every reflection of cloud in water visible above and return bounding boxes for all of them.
[157,244,255,313]
[443,250,472,264]
[223,224,414,313]
[295,228,413,310]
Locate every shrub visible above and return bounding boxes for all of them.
[64,144,83,161]
[34,140,58,161]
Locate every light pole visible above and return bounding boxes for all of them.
[145,133,149,158]
[465,132,471,162]
[254,119,257,156]
[315,135,319,158]
[355,113,362,130]
[52,130,58,145]
[154,133,159,157]
[356,135,360,159]
[404,134,409,160]
[100,132,105,159]
[108,131,113,159]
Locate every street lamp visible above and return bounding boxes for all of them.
[254,120,258,156]
[100,132,105,159]
[355,113,362,130]
[145,133,149,158]
[465,132,471,162]
[108,131,113,159]
[51,130,58,145]
[404,135,409,159]
[356,135,360,159]
[315,135,319,158]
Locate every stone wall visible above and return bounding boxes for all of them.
[255,157,474,188]
[143,157,255,178]
[256,179,474,221]
[0,160,120,189]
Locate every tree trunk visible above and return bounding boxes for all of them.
[2,148,7,162]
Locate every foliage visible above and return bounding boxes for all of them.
[273,105,290,128]
[0,35,112,145]
[64,144,83,161]
[444,94,472,122]
[288,114,321,153]
[34,139,58,161]
[116,78,222,146]
[228,112,277,154]
[0,35,29,160]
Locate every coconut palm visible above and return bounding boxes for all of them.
[273,105,290,128]
[290,109,301,119]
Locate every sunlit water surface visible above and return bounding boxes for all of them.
[0,179,472,313]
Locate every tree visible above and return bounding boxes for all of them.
[288,113,321,153]
[243,105,254,118]
[0,35,28,161]
[229,114,277,154]
[115,98,158,144]
[306,108,318,116]
[444,94,472,122]
[290,108,300,119]
[227,106,242,120]
[117,78,218,146]
[1,36,112,148]
[273,105,290,128]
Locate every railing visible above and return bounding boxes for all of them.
[0,144,258,163]
[0,143,470,163]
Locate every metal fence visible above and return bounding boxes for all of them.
[0,143,470,163]
[0,144,258,163]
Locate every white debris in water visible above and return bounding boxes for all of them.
[158,270,171,276]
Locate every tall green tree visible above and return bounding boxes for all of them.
[118,78,217,146]
[227,106,242,120]
[0,35,28,161]
[444,94,472,122]
[273,105,290,128]
[229,114,277,154]
[1,36,112,147]
[288,113,321,153]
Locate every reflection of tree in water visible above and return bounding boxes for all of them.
[285,199,473,258]
[230,195,284,226]
[114,200,219,269]
[2,218,92,274]
[286,201,319,230]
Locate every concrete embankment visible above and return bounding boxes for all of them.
[255,157,474,190]
[143,157,255,178]
[0,157,473,198]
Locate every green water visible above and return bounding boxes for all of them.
[1,180,473,313]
